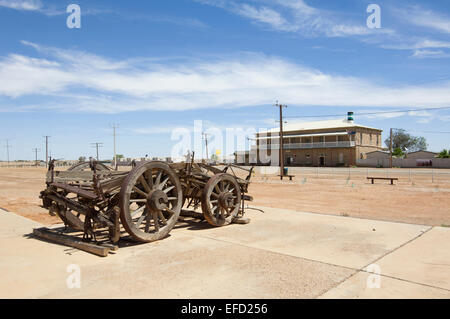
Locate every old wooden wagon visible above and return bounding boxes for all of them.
[37,157,253,256]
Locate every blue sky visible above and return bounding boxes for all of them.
[0,0,450,160]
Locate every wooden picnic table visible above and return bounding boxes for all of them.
[367,177,398,185]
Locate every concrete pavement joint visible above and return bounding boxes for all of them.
[317,226,445,297]
[188,222,447,296]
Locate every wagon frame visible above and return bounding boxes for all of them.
[38,156,253,255]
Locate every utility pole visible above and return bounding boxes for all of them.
[202,132,210,163]
[91,142,104,161]
[32,148,40,167]
[275,102,287,176]
[389,128,393,169]
[111,124,119,170]
[5,139,12,167]
[43,136,50,168]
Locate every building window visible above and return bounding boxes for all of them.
[360,132,363,143]
[370,133,372,144]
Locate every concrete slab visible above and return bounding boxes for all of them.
[0,206,445,299]
[0,211,353,299]
[373,227,450,290]
[319,271,450,299]
[0,208,42,239]
[189,206,431,269]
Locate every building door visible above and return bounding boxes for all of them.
[319,156,325,166]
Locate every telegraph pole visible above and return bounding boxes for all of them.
[32,148,40,167]
[111,124,119,169]
[389,128,393,168]
[91,142,104,161]
[43,136,50,168]
[5,139,12,167]
[202,132,210,163]
[275,102,288,176]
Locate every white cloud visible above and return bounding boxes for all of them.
[2,42,450,113]
[412,49,450,59]
[0,0,42,11]
[196,0,391,38]
[235,4,296,32]
[406,6,450,34]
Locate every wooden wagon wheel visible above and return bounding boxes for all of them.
[201,173,241,227]
[119,162,182,242]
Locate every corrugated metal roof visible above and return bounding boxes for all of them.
[255,132,349,140]
[259,119,381,135]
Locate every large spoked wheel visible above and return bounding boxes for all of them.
[119,162,182,242]
[201,173,241,227]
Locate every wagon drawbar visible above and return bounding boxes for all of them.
[35,157,254,256]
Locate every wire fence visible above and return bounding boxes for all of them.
[252,166,450,184]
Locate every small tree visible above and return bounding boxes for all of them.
[385,129,428,152]
[114,154,124,161]
[392,147,404,158]
[210,154,219,162]
[438,149,450,158]
[78,156,86,163]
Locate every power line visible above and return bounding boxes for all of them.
[285,106,450,119]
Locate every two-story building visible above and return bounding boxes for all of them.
[236,118,383,167]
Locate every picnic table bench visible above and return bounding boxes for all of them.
[367,177,398,185]
[278,174,295,181]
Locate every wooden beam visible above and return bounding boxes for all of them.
[33,228,110,257]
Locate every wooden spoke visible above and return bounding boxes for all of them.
[158,211,167,225]
[146,170,154,189]
[132,186,148,198]
[163,185,175,194]
[138,175,151,193]
[155,171,162,187]
[165,208,176,215]
[167,197,177,201]
[135,213,147,228]
[130,199,147,203]
[211,192,219,199]
[152,212,160,231]
[158,177,170,190]
[131,205,145,217]
[145,212,151,232]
